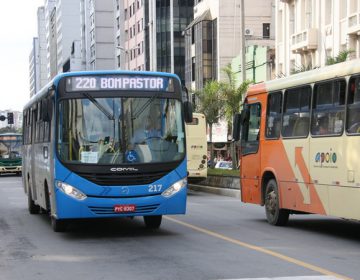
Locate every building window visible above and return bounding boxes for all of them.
[263,23,270,39]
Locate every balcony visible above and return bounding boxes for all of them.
[290,28,318,53]
[348,13,360,35]
[280,0,292,3]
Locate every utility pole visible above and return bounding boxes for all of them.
[240,0,246,82]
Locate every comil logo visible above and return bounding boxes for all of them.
[110,167,139,172]
[314,149,337,168]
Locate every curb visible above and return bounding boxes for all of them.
[189,184,240,198]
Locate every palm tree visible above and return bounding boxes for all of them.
[194,80,224,165]
[220,64,251,169]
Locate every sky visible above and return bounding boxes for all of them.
[0,0,44,111]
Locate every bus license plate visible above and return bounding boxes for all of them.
[114,204,136,213]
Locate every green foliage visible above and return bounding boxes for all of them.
[326,49,354,65]
[194,80,224,127]
[291,63,318,74]
[220,64,251,122]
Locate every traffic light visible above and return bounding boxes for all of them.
[7,112,14,125]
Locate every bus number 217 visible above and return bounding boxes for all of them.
[149,184,162,192]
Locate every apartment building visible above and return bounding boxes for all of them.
[29,38,40,97]
[184,0,275,91]
[80,0,115,70]
[115,0,194,83]
[55,0,81,74]
[276,0,360,77]
[29,7,48,98]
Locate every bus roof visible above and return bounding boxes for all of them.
[247,59,360,96]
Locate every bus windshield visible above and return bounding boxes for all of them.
[0,134,22,160]
[57,96,185,164]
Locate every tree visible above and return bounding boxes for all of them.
[220,64,251,169]
[326,49,354,65]
[194,80,224,166]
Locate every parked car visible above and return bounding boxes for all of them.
[214,161,233,169]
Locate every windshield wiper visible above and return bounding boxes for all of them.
[132,92,162,120]
[83,93,115,120]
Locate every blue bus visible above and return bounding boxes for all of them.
[22,71,192,232]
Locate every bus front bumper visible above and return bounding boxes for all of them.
[54,187,187,220]
[0,166,21,174]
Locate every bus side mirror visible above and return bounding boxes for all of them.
[184,101,193,123]
[232,113,241,141]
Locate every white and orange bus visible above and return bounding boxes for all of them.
[233,59,360,225]
[185,113,207,180]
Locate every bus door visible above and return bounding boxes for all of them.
[240,102,261,204]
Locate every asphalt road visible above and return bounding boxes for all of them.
[0,175,359,280]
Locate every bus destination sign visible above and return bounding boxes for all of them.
[66,76,171,92]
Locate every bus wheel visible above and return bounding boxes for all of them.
[144,215,162,229]
[51,217,67,232]
[28,187,40,215]
[265,179,289,226]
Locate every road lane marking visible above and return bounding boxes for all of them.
[164,216,351,280]
[220,277,341,280]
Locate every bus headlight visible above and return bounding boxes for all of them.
[161,178,187,198]
[56,181,87,200]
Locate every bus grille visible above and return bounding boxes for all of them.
[77,171,168,186]
[88,204,160,215]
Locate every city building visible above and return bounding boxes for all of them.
[29,38,40,97]
[232,0,276,85]
[184,0,275,91]
[45,0,57,79]
[37,7,48,92]
[80,0,115,70]
[115,0,194,83]
[29,6,50,97]
[276,0,360,77]
[55,0,81,74]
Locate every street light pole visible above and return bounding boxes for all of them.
[116,46,129,69]
[117,46,141,70]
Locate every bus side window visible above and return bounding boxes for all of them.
[265,91,282,139]
[311,79,345,136]
[346,76,360,134]
[282,86,310,138]
[241,103,261,155]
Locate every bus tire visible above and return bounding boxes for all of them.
[144,215,162,229]
[51,217,67,232]
[28,187,40,215]
[265,179,289,226]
